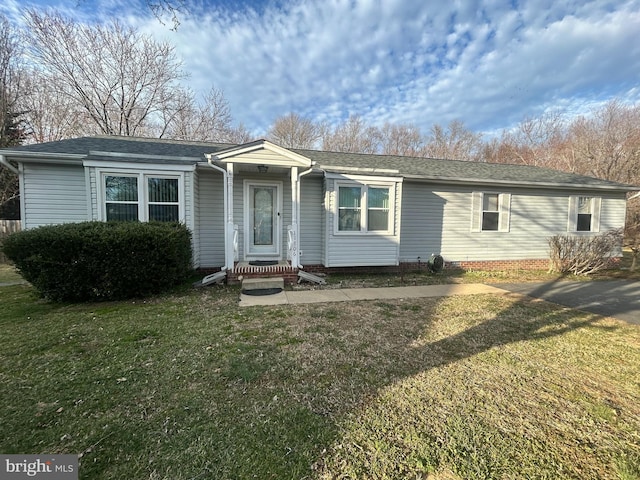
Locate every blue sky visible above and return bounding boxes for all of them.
[3,0,640,137]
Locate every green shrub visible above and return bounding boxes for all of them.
[2,221,192,301]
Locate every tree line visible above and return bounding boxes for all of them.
[267,103,640,189]
[0,10,638,222]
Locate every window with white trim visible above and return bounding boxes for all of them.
[105,175,139,221]
[336,183,393,233]
[482,193,500,231]
[471,192,511,232]
[147,177,179,222]
[568,195,601,232]
[102,172,183,222]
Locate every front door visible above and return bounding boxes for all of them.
[245,182,281,258]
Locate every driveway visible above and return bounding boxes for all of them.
[495,279,640,325]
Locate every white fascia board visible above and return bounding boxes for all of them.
[403,174,638,192]
[2,151,85,164]
[322,165,400,175]
[83,159,196,171]
[324,172,403,183]
[89,151,202,163]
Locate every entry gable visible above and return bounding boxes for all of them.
[210,139,312,168]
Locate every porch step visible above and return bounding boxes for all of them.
[241,277,284,291]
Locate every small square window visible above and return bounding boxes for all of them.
[336,183,394,234]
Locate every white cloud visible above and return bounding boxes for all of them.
[5,0,640,138]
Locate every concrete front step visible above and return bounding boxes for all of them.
[241,277,284,291]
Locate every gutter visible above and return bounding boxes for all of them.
[0,150,85,164]
[401,174,639,192]
[204,154,231,271]
[0,154,18,175]
[295,163,315,269]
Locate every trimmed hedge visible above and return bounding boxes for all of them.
[2,221,192,301]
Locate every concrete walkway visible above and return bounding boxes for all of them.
[239,283,506,307]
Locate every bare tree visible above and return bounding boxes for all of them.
[322,115,380,154]
[0,13,24,147]
[0,14,24,218]
[267,112,320,149]
[423,120,483,161]
[24,10,186,137]
[147,0,186,29]
[379,122,424,156]
[564,100,640,185]
[488,112,566,167]
[161,87,235,142]
[625,196,640,271]
[20,70,87,143]
[223,123,253,144]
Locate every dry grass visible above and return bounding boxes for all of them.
[0,264,23,283]
[1,284,639,479]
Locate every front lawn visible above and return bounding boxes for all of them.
[0,284,639,479]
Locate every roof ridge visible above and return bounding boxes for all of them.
[91,134,237,149]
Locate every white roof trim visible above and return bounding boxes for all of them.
[322,165,400,174]
[404,174,638,191]
[210,140,313,168]
[89,150,201,162]
[1,150,86,163]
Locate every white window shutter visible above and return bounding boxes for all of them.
[471,192,482,232]
[591,197,601,232]
[498,193,511,232]
[567,196,578,232]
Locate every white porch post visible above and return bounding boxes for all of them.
[226,163,235,268]
[289,166,300,268]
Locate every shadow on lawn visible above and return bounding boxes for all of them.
[304,276,632,477]
[417,279,615,367]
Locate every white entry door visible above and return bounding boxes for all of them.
[245,182,281,258]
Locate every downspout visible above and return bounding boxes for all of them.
[0,155,18,175]
[205,154,230,271]
[295,162,315,269]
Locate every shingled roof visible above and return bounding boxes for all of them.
[2,135,635,191]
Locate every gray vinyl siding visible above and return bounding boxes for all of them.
[22,163,88,229]
[299,176,323,265]
[233,173,292,261]
[324,178,401,267]
[400,182,628,263]
[197,169,225,268]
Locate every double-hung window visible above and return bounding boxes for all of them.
[568,196,601,232]
[338,186,362,232]
[147,177,180,222]
[105,175,139,221]
[337,183,393,234]
[471,192,511,232]
[482,193,500,231]
[102,172,183,222]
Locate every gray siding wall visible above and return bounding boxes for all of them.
[197,169,225,268]
[400,182,628,262]
[299,176,323,265]
[324,178,401,267]
[22,163,88,229]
